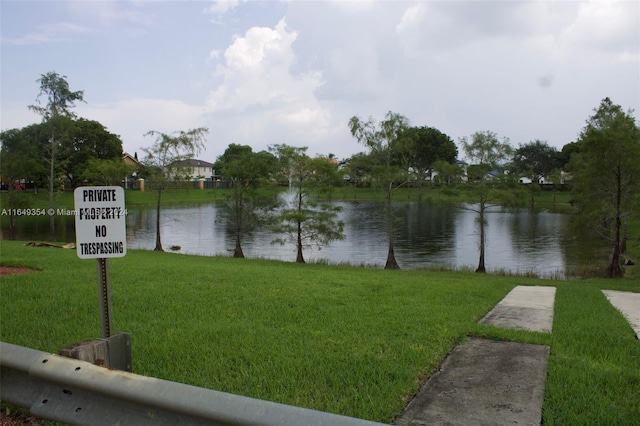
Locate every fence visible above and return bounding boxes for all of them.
[0,341,387,426]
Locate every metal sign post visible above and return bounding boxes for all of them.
[96,258,112,338]
[74,186,127,339]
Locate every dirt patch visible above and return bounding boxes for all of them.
[0,266,37,276]
[1,405,46,426]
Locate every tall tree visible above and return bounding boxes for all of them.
[269,145,345,263]
[401,126,458,185]
[569,97,640,278]
[511,140,562,207]
[142,127,209,251]
[349,111,411,269]
[214,144,277,258]
[459,131,513,273]
[28,71,85,239]
[59,118,123,186]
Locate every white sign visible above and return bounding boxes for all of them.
[74,186,127,259]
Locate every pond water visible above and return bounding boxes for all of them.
[5,201,601,277]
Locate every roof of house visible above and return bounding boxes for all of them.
[171,159,214,168]
[122,152,141,165]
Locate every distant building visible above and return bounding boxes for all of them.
[122,152,141,166]
[170,159,215,181]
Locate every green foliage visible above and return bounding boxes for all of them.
[400,126,458,182]
[349,111,412,269]
[214,144,278,257]
[512,140,562,181]
[1,240,638,424]
[269,146,345,263]
[59,118,123,186]
[28,71,85,121]
[141,127,209,251]
[342,151,376,187]
[511,140,563,207]
[0,127,42,183]
[569,97,640,277]
[80,158,135,186]
[142,128,209,184]
[459,131,514,272]
[431,159,464,185]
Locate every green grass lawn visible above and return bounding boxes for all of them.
[1,240,638,423]
[0,185,576,209]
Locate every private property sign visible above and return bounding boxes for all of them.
[74,186,127,259]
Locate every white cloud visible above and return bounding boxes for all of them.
[205,18,324,113]
[200,17,344,156]
[204,0,246,24]
[560,0,639,62]
[1,22,92,46]
[67,0,152,29]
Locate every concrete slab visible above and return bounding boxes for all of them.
[602,290,640,339]
[394,338,549,426]
[480,286,556,333]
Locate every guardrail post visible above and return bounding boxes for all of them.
[59,332,132,372]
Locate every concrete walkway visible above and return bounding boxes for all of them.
[395,286,556,425]
[602,290,640,339]
[394,338,549,426]
[479,286,556,332]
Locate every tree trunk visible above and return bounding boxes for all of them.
[621,220,628,254]
[154,187,164,251]
[7,185,17,240]
[606,171,623,277]
[233,238,244,258]
[607,239,622,278]
[233,197,244,258]
[49,129,56,241]
[476,204,486,273]
[295,189,305,263]
[296,217,305,263]
[384,242,400,270]
[384,182,400,270]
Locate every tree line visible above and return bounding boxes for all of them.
[1,71,638,277]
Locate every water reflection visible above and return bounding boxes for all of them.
[5,201,599,276]
[124,201,596,275]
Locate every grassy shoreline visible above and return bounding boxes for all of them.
[1,185,576,210]
[1,240,638,423]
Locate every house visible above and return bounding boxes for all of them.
[122,152,141,167]
[170,159,215,181]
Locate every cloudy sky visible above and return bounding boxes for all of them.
[1,0,638,163]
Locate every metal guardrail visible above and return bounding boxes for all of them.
[0,341,387,426]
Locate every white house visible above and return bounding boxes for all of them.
[170,159,215,181]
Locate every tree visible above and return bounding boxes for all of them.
[349,111,411,269]
[214,144,277,258]
[431,159,464,186]
[401,126,458,186]
[342,151,376,188]
[80,158,134,186]
[569,97,640,278]
[511,140,562,207]
[269,145,345,263]
[142,127,209,251]
[560,141,581,170]
[0,128,41,239]
[459,131,513,273]
[59,118,123,186]
[28,71,85,239]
